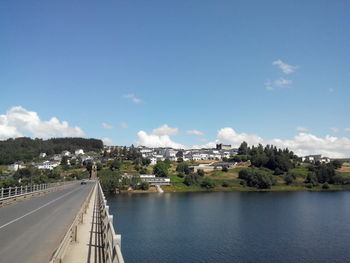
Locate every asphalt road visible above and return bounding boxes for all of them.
[0,181,95,263]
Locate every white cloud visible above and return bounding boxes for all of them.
[152,124,179,136]
[123,94,142,104]
[136,124,182,148]
[135,125,350,158]
[102,122,114,129]
[137,131,185,149]
[102,137,113,145]
[265,78,292,90]
[0,106,85,140]
[267,133,350,158]
[187,129,204,136]
[274,78,292,87]
[272,60,297,74]
[330,127,339,133]
[191,128,350,158]
[296,126,309,132]
[120,122,128,129]
[217,127,263,147]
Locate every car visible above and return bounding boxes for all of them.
[81,180,87,185]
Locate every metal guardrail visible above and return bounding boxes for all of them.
[97,181,124,263]
[50,181,95,263]
[0,181,75,202]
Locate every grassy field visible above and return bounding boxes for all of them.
[162,163,350,193]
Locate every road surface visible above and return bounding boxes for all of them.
[0,181,94,263]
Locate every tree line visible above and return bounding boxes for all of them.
[0,137,103,165]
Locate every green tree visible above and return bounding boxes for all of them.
[61,156,69,165]
[153,161,169,177]
[238,141,249,155]
[110,159,122,171]
[142,158,151,166]
[176,163,190,175]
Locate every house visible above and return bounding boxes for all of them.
[39,152,47,158]
[35,161,59,170]
[140,174,171,185]
[7,163,25,172]
[216,144,232,150]
[148,156,157,165]
[61,150,71,157]
[75,149,84,156]
[302,155,322,163]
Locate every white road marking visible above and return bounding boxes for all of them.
[0,186,82,230]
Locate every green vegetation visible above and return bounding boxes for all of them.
[0,137,103,165]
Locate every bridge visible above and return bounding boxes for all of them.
[0,180,124,263]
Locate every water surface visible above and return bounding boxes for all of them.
[108,191,350,263]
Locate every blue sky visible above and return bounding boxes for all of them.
[1,0,350,156]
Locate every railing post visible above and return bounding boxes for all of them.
[9,187,11,197]
[1,188,3,199]
[25,185,28,194]
[20,186,23,195]
[14,186,17,196]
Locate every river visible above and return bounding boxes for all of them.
[108,191,350,263]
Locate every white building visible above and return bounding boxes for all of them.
[75,149,84,156]
[35,161,59,170]
[39,152,47,158]
[149,156,157,165]
[7,163,25,172]
[62,150,71,157]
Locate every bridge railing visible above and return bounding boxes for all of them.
[0,181,75,202]
[97,181,124,263]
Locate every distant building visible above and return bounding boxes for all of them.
[7,163,25,172]
[302,155,330,163]
[216,144,232,150]
[39,152,47,158]
[61,150,71,157]
[35,161,59,170]
[140,174,171,185]
[75,149,84,156]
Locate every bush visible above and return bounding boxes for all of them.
[139,181,149,190]
[200,178,215,189]
[222,181,229,187]
[183,174,199,186]
[274,168,284,175]
[238,168,275,189]
[177,172,185,178]
[304,172,318,187]
[322,183,330,190]
[176,163,190,175]
[197,169,205,177]
[222,166,228,172]
[284,173,296,185]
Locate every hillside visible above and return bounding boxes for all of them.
[0,137,103,165]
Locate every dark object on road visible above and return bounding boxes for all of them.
[81,180,87,185]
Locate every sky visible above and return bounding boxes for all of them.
[1,0,350,157]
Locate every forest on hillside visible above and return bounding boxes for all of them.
[0,137,103,165]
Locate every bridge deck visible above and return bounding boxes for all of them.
[0,182,94,263]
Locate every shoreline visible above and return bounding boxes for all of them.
[110,185,350,194]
